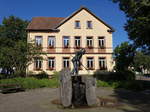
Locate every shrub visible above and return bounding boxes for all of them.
[94,70,135,81]
[94,70,114,81]
[0,77,59,89]
[97,80,110,87]
[30,71,49,79]
[116,70,135,81]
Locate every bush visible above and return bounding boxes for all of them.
[30,71,49,79]
[116,70,135,81]
[0,77,59,89]
[96,79,150,91]
[97,80,110,87]
[94,70,135,81]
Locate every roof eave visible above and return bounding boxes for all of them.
[26,29,60,32]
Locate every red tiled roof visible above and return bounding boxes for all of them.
[26,17,65,30]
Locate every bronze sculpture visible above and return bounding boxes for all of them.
[71,48,86,75]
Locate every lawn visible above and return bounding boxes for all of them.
[1,74,150,91]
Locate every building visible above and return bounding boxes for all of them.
[26,7,115,76]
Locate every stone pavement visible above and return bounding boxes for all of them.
[0,87,150,112]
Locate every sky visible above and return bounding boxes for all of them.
[0,0,129,48]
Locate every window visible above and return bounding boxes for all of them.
[48,57,55,69]
[87,57,94,69]
[63,36,70,48]
[87,37,93,47]
[99,57,107,70]
[34,58,42,70]
[63,57,70,68]
[75,36,81,48]
[48,36,55,48]
[87,21,92,29]
[98,37,105,48]
[75,21,80,28]
[35,36,42,46]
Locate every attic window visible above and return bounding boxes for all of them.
[75,21,80,29]
[87,21,92,29]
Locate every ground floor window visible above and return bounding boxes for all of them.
[99,57,107,70]
[48,57,55,69]
[87,57,94,69]
[34,58,42,70]
[63,57,70,68]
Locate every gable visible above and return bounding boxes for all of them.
[56,7,115,32]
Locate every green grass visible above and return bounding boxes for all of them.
[0,76,59,89]
[1,73,150,91]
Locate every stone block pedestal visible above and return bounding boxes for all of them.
[60,69,97,107]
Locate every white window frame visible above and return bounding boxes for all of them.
[75,36,81,47]
[99,57,107,69]
[35,36,42,46]
[63,36,70,48]
[34,58,42,69]
[48,36,55,47]
[48,58,55,69]
[98,37,105,48]
[63,57,70,68]
[87,37,93,47]
[87,57,94,69]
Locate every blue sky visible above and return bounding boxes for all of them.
[0,0,129,48]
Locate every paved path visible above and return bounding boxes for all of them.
[0,87,150,112]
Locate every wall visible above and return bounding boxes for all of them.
[27,9,114,75]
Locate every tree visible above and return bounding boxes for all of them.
[112,0,150,50]
[133,52,150,74]
[114,42,136,71]
[0,16,28,41]
[0,16,42,77]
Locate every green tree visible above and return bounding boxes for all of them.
[0,16,42,78]
[0,16,28,41]
[112,0,150,50]
[114,42,136,71]
[133,52,150,74]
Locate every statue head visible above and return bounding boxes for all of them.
[81,48,86,55]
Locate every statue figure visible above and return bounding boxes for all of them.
[71,48,86,75]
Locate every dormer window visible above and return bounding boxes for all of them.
[87,21,92,29]
[75,21,80,29]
